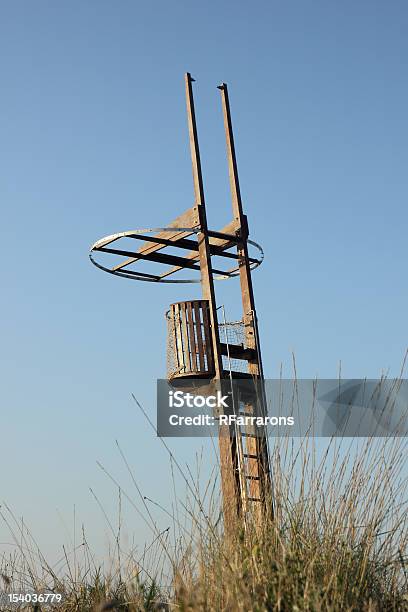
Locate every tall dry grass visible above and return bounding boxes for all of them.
[1,396,407,611]
[173,435,408,611]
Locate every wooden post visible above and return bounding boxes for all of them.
[218,82,272,518]
[184,73,242,526]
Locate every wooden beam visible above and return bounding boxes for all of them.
[220,343,257,361]
[127,232,259,262]
[158,219,241,280]
[113,206,198,271]
[98,246,203,270]
[97,245,235,277]
[185,73,241,527]
[219,82,272,516]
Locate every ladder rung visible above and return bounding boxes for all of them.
[241,432,258,438]
[245,475,260,480]
[247,497,262,502]
[243,453,258,459]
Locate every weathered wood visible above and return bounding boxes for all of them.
[128,232,259,262]
[180,303,191,373]
[168,300,214,378]
[185,74,243,528]
[98,246,203,271]
[98,246,235,277]
[218,82,272,518]
[186,302,197,371]
[200,300,213,374]
[173,304,184,374]
[158,219,241,280]
[112,206,198,271]
[193,301,205,371]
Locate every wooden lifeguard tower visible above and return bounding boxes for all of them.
[90,74,272,528]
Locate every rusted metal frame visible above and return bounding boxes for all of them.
[92,235,121,249]
[114,269,161,281]
[185,73,242,525]
[219,82,272,513]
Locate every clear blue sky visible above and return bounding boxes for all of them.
[1,1,407,563]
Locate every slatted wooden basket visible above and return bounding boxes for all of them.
[166,300,214,380]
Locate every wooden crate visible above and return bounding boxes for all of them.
[167,300,214,380]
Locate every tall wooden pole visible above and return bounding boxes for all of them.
[184,73,242,526]
[218,83,272,515]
